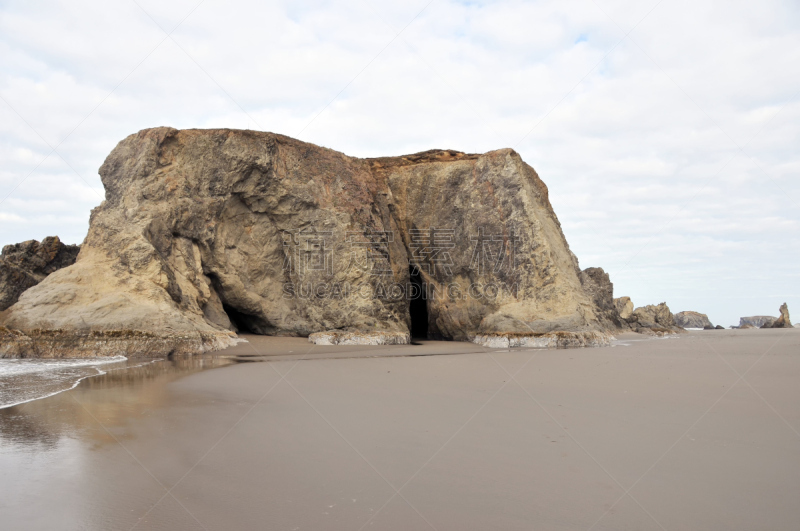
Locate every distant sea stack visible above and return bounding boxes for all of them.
[763,303,792,329]
[674,311,713,329]
[736,304,793,329]
[738,316,777,329]
[1,127,631,357]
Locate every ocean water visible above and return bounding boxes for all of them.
[0,357,133,409]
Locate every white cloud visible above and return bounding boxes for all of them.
[0,212,25,223]
[0,0,797,326]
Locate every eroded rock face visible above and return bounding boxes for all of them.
[0,237,80,311]
[674,311,713,329]
[579,267,623,329]
[763,303,792,328]
[1,128,613,356]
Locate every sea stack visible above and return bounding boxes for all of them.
[764,303,792,328]
[739,316,777,328]
[0,128,620,357]
[674,311,713,329]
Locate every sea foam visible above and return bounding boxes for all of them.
[0,356,128,409]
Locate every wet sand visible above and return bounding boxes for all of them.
[2,328,799,530]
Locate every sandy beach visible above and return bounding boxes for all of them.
[2,328,799,530]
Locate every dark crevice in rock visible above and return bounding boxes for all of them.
[408,265,428,339]
[222,304,272,335]
[206,271,275,335]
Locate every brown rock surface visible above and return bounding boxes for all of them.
[0,236,80,311]
[622,302,684,334]
[613,296,634,321]
[1,128,613,357]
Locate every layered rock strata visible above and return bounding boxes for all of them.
[1,128,616,357]
[0,327,228,359]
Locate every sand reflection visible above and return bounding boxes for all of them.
[0,356,236,449]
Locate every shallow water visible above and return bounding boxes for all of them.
[0,356,137,409]
[0,356,237,446]
[0,355,239,530]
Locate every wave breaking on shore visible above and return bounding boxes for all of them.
[0,356,131,409]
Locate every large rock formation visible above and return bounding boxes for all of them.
[674,311,713,329]
[739,316,776,328]
[763,303,792,329]
[0,236,80,311]
[0,128,616,357]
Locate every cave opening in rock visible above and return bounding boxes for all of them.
[409,265,428,339]
[222,303,270,335]
[206,272,272,335]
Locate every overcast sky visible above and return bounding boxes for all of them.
[1,0,798,327]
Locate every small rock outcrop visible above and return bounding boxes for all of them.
[0,128,617,357]
[631,303,682,332]
[614,296,634,320]
[674,311,713,329]
[606,296,683,335]
[308,330,410,346]
[763,303,792,328]
[471,330,612,349]
[621,302,683,335]
[739,316,776,328]
[0,237,80,311]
